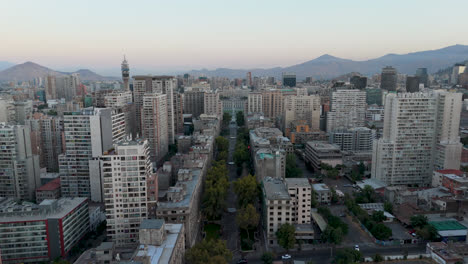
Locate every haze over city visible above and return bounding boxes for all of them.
[2,0,468,74]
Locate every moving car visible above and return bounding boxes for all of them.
[237,259,248,264]
[354,245,360,251]
[281,254,292,260]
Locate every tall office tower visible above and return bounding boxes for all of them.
[90,138,154,246]
[416,68,429,87]
[59,108,114,198]
[121,55,130,91]
[282,72,296,87]
[45,75,57,100]
[141,93,169,163]
[350,76,367,90]
[173,92,184,134]
[380,66,398,91]
[133,75,177,142]
[326,89,366,132]
[283,95,321,133]
[26,114,63,172]
[0,124,41,200]
[56,74,79,101]
[406,76,420,93]
[305,77,313,84]
[183,90,205,118]
[366,88,383,106]
[451,64,467,85]
[262,89,283,119]
[247,92,263,114]
[204,90,222,116]
[372,91,462,186]
[266,76,275,85]
[246,72,252,87]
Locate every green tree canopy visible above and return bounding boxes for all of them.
[410,215,428,229]
[185,239,233,264]
[261,252,274,264]
[286,154,303,178]
[236,111,245,126]
[236,204,260,231]
[215,136,229,152]
[334,248,362,264]
[276,223,296,251]
[233,174,258,207]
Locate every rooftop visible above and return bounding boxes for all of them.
[430,221,468,231]
[157,169,202,209]
[262,177,291,200]
[96,242,114,252]
[134,223,183,264]
[285,178,311,188]
[436,169,464,176]
[140,219,165,230]
[306,141,341,151]
[312,183,329,192]
[36,177,60,191]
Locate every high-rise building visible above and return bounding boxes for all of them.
[366,88,383,106]
[56,74,80,101]
[45,75,57,100]
[173,92,184,135]
[0,98,15,123]
[451,64,467,85]
[121,55,130,91]
[59,108,114,198]
[262,89,283,119]
[246,72,252,87]
[372,91,462,186]
[0,123,41,200]
[326,89,366,132]
[406,76,420,93]
[104,90,137,138]
[90,138,155,246]
[380,66,398,91]
[183,90,205,118]
[283,95,320,133]
[329,127,374,152]
[350,76,367,90]
[203,90,222,116]
[416,68,429,87]
[282,72,296,87]
[247,92,263,114]
[141,93,169,163]
[25,113,63,172]
[132,75,177,142]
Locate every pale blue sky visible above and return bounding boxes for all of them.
[1,0,468,74]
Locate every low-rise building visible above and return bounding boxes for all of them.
[304,141,342,170]
[312,184,331,204]
[35,177,61,203]
[134,219,185,264]
[285,178,312,224]
[0,197,89,263]
[253,148,286,181]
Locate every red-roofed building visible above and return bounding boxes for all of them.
[432,169,465,188]
[36,177,61,202]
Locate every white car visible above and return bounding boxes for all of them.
[281,254,291,260]
[228,162,235,165]
[354,245,360,251]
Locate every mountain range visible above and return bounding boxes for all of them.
[0,62,119,82]
[188,44,468,80]
[1,44,468,81]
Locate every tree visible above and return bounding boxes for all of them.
[334,248,362,264]
[370,223,392,240]
[410,215,428,229]
[416,224,438,241]
[185,239,232,264]
[276,223,296,251]
[371,211,387,222]
[261,252,274,264]
[321,226,343,244]
[217,150,228,161]
[373,253,384,262]
[355,185,376,203]
[311,190,318,208]
[327,168,339,179]
[285,154,303,178]
[330,187,339,204]
[215,136,229,152]
[236,111,245,126]
[233,174,258,207]
[236,204,259,240]
[384,201,393,214]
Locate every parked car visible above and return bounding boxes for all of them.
[237,259,248,264]
[281,254,292,260]
[354,245,360,251]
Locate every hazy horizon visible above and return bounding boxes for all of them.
[2,0,468,75]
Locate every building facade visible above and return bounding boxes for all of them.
[326,89,366,132]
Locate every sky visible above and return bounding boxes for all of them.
[1,0,468,75]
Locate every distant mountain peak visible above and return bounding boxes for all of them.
[315,54,339,60]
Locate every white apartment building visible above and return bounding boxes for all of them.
[247,92,263,114]
[59,108,114,198]
[91,139,154,246]
[329,127,374,152]
[284,95,321,132]
[326,89,366,132]
[104,90,133,108]
[0,123,41,200]
[372,91,463,186]
[141,93,169,163]
[203,90,222,116]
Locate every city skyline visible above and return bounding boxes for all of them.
[2,0,468,74]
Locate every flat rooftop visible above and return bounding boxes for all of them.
[135,223,183,264]
[262,177,290,200]
[306,141,341,151]
[157,169,202,209]
[430,221,468,231]
[140,219,164,230]
[312,183,329,192]
[285,178,310,188]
